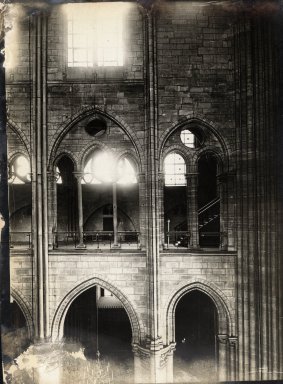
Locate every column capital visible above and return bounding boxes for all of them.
[185,172,198,178]
[185,173,198,185]
[132,342,176,383]
[47,170,58,182]
[73,172,83,181]
[217,334,228,344]
[228,336,238,347]
[138,172,146,183]
[145,335,164,351]
[132,343,151,360]
[159,343,176,368]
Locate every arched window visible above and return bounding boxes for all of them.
[117,157,137,184]
[9,155,31,184]
[83,152,137,185]
[56,166,62,184]
[164,153,186,186]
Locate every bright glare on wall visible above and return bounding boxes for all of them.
[82,152,137,185]
[65,3,126,67]
[9,155,31,184]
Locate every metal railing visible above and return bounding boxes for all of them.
[198,197,220,215]
[164,231,191,249]
[9,230,222,250]
[198,198,220,230]
[164,231,221,249]
[199,231,220,247]
[54,230,141,250]
[10,232,32,249]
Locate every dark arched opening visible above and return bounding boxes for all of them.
[64,286,133,382]
[56,156,77,243]
[198,154,220,247]
[2,301,30,362]
[174,290,218,382]
[163,153,188,248]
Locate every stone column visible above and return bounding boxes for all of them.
[186,173,199,248]
[138,172,146,249]
[112,181,119,247]
[226,172,236,251]
[47,171,57,250]
[217,173,228,250]
[228,337,238,381]
[74,173,86,248]
[217,334,228,382]
[31,12,49,340]
[158,172,165,249]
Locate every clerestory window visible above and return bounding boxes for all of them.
[164,153,186,186]
[66,4,124,68]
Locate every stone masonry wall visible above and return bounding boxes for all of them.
[48,252,148,340]
[156,2,235,150]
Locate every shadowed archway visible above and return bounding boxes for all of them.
[174,290,218,382]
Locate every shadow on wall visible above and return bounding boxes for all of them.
[84,204,136,232]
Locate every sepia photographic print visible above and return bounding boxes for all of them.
[0,0,282,383]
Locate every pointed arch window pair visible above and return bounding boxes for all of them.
[82,152,137,185]
[164,129,200,186]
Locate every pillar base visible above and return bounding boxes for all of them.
[187,245,200,251]
[111,243,121,249]
[76,243,86,249]
[133,342,175,383]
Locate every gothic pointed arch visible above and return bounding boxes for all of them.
[159,116,230,170]
[7,119,30,155]
[51,276,144,343]
[48,106,143,169]
[10,287,34,339]
[165,278,234,345]
[53,151,78,172]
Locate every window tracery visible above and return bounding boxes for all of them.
[9,155,31,184]
[164,153,186,186]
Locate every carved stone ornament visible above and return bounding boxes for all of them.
[228,337,238,347]
[159,343,176,368]
[132,344,151,360]
[217,334,228,344]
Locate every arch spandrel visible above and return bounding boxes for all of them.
[48,106,143,169]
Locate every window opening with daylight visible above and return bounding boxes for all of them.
[9,155,31,184]
[56,167,62,184]
[164,153,186,186]
[117,158,137,184]
[66,4,125,67]
[82,152,137,185]
[180,129,196,148]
